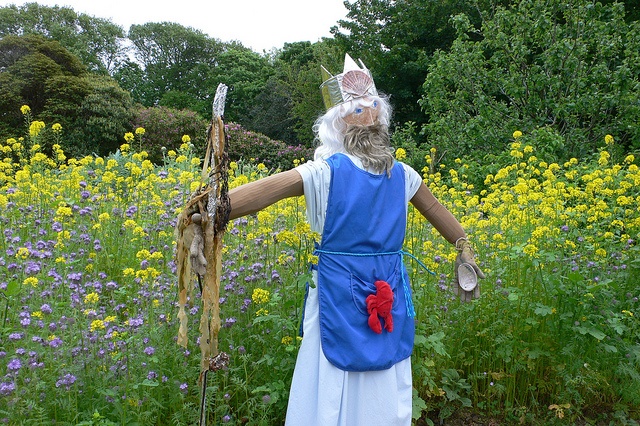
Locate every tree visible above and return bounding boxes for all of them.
[420,0,640,161]
[125,22,225,107]
[0,2,127,73]
[0,34,134,156]
[70,75,135,157]
[331,0,506,128]
[271,40,345,146]
[206,47,273,124]
[0,34,89,138]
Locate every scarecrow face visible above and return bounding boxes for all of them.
[343,99,380,127]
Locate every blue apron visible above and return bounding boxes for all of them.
[315,154,415,372]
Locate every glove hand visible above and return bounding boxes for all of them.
[453,238,485,302]
[184,213,207,276]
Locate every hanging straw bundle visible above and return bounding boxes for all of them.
[174,84,230,424]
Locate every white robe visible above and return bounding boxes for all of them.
[285,155,422,426]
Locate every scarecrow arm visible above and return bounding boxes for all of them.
[229,169,303,219]
[410,182,485,301]
[410,182,466,244]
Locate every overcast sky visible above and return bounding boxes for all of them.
[1,0,351,52]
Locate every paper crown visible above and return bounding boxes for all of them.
[320,54,378,110]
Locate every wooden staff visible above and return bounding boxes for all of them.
[175,83,230,426]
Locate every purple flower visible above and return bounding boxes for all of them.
[8,333,23,341]
[147,371,158,380]
[222,415,231,423]
[41,304,52,314]
[7,358,22,372]
[179,382,188,393]
[144,346,155,356]
[0,381,16,397]
[55,373,77,390]
[49,337,63,348]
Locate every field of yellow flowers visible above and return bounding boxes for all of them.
[1,113,639,425]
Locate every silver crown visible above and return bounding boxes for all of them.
[320,54,378,110]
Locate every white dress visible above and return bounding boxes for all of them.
[285,155,422,426]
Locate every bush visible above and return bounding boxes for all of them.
[225,123,314,171]
[132,106,209,164]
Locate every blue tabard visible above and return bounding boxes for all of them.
[315,153,415,372]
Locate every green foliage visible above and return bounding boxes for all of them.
[132,106,209,164]
[0,34,89,141]
[209,48,274,125]
[420,0,640,162]
[271,41,344,146]
[68,75,135,157]
[0,2,127,73]
[124,22,225,109]
[0,34,135,157]
[332,0,507,127]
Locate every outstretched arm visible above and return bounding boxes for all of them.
[228,169,304,220]
[410,182,466,245]
[410,182,485,301]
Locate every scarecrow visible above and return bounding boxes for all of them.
[177,56,484,426]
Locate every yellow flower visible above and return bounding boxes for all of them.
[523,244,538,256]
[182,135,191,143]
[281,336,293,345]
[598,150,610,166]
[90,320,106,332]
[604,134,614,145]
[252,288,271,304]
[20,105,31,114]
[395,147,407,161]
[23,277,38,287]
[16,247,30,259]
[52,123,62,132]
[31,311,43,319]
[135,127,145,135]
[124,133,134,142]
[513,130,523,139]
[84,292,100,304]
[29,121,46,138]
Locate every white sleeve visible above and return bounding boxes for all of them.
[402,163,423,203]
[295,159,331,233]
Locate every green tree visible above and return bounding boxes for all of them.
[0,33,88,138]
[420,0,640,162]
[0,34,134,156]
[69,74,135,157]
[125,22,224,107]
[271,40,344,146]
[332,0,505,128]
[0,2,127,73]
[206,47,273,124]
